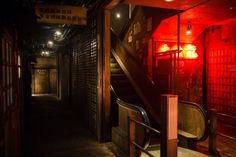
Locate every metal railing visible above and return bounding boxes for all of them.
[129,117,160,157]
[110,85,151,149]
[216,112,236,140]
[208,109,236,155]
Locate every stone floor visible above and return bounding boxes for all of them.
[23,94,236,157]
[142,147,209,157]
[23,95,116,157]
[197,136,236,157]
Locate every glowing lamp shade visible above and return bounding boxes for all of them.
[159,44,170,52]
[186,22,192,35]
[183,44,198,59]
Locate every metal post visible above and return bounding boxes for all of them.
[129,118,136,157]
[160,94,178,157]
[209,109,218,155]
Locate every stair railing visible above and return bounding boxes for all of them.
[208,109,236,155]
[129,117,160,157]
[110,85,151,149]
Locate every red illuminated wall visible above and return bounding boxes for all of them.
[153,39,204,103]
[207,22,236,116]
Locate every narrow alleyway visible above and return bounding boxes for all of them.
[23,95,116,157]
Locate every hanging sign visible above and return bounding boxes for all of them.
[35,4,87,25]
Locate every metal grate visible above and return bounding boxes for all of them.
[71,17,98,133]
[207,47,236,116]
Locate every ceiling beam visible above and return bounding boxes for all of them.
[104,0,123,9]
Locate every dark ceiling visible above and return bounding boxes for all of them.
[0,0,102,56]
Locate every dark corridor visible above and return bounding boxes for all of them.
[23,95,115,157]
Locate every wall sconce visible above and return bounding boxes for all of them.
[186,22,192,35]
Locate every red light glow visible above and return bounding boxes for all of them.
[183,44,198,59]
[171,44,183,58]
[158,44,170,52]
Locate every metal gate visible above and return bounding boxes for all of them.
[71,17,98,133]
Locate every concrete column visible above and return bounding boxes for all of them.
[160,94,178,157]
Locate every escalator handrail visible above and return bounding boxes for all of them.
[179,100,209,141]
[110,85,151,149]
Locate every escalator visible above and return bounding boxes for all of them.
[110,28,210,155]
[110,52,161,151]
[111,55,143,105]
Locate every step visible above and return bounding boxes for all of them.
[119,95,140,103]
[110,63,119,68]
[111,68,123,74]
[111,74,127,80]
[110,58,116,63]
[111,80,130,87]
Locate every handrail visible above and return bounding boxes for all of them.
[215,112,236,141]
[110,85,151,149]
[217,132,236,141]
[216,112,236,121]
[179,100,209,141]
[156,50,182,57]
[130,118,160,135]
[129,117,160,157]
[110,85,119,100]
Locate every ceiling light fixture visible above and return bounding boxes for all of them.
[186,22,192,35]
[47,40,54,48]
[55,31,62,36]
[165,0,174,2]
[116,13,121,19]
[48,40,53,45]
[41,51,50,56]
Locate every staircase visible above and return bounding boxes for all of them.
[110,54,161,151]
[110,56,143,105]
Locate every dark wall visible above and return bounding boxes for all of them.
[122,6,180,72]
[111,4,129,36]
[58,50,70,103]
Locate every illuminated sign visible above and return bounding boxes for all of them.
[35,4,87,25]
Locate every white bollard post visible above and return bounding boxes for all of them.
[160,94,178,157]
